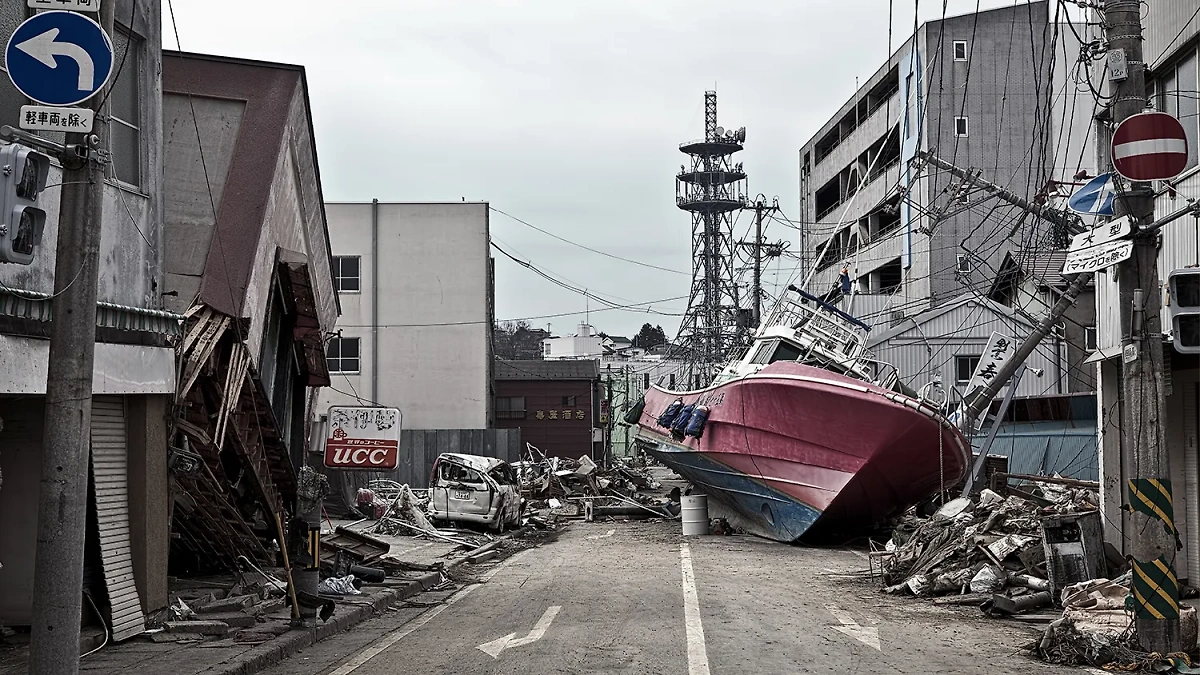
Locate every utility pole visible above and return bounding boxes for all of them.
[1104,0,1178,653]
[739,197,783,328]
[30,2,115,672]
[954,0,1179,652]
[915,150,1084,237]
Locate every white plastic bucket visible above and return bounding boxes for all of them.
[681,495,709,536]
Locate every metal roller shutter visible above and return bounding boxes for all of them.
[90,396,146,641]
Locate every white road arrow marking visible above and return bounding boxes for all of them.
[587,529,615,539]
[825,604,880,651]
[16,28,96,91]
[477,605,561,659]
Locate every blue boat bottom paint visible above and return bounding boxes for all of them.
[645,440,823,543]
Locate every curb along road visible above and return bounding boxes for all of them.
[205,529,530,675]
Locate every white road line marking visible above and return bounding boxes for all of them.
[825,604,881,651]
[679,543,711,675]
[477,605,562,658]
[587,529,616,539]
[327,549,532,675]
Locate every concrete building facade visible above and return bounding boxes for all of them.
[318,202,494,430]
[0,0,176,635]
[798,1,1095,327]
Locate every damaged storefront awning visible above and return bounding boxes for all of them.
[0,287,184,336]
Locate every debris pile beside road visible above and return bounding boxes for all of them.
[515,447,680,521]
[1034,573,1200,671]
[880,481,1100,618]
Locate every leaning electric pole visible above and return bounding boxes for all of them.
[1103,0,1180,653]
[29,1,115,672]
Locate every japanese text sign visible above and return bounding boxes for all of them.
[324,406,401,470]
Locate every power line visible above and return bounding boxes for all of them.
[490,206,688,276]
[490,241,685,317]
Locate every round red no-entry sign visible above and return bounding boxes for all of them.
[1111,112,1190,181]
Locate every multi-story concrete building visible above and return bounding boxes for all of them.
[796,1,1100,399]
[317,202,494,430]
[0,0,175,636]
[1095,2,1200,582]
[798,0,1091,317]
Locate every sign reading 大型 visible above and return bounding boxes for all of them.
[19,105,94,132]
[5,10,114,107]
[323,406,402,470]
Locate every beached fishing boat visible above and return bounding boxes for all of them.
[631,286,970,542]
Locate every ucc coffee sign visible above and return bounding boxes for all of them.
[323,406,402,470]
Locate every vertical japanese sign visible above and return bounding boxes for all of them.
[964,332,1017,403]
[324,406,401,470]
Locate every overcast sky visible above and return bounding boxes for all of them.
[166,0,1022,338]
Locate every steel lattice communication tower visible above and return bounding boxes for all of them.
[675,91,748,386]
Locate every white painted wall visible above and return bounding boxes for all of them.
[318,202,491,429]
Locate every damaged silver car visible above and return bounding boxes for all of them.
[427,453,523,532]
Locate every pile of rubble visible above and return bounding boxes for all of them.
[514,448,680,521]
[880,481,1101,617]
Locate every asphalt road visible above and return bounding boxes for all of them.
[260,521,1084,675]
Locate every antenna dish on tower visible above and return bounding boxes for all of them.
[736,127,746,142]
[715,126,725,137]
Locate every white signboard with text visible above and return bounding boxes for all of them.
[964,332,1017,403]
[324,406,401,470]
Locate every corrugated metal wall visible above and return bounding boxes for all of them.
[1145,0,1200,68]
[971,421,1098,481]
[90,397,146,641]
[869,300,1066,397]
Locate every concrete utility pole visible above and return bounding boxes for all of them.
[1103,0,1179,653]
[739,197,783,328]
[29,2,115,673]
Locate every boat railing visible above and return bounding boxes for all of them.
[767,286,870,364]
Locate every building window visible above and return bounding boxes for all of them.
[495,396,526,420]
[326,337,360,373]
[953,41,968,61]
[561,395,578,406]
[643,373,650,389]
[1155,52,1199,172]
[954,117,969,137]
[543,342,551,357]
[1085,325,1098,351]
[334,256,360,292]
[669,373,676,388]
[904,73,915,139]
[956,355,981,384]
[109,28,142,187]
[956,253,971,274]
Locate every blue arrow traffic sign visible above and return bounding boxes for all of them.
[5,11,113,107]
[1067,173,1117,216]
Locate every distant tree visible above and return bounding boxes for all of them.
[493,321,549,360]
[633,323,668,349]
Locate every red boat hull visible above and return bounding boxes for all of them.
[634,362,970,541]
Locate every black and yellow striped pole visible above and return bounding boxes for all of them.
[1125,479,1181,623]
